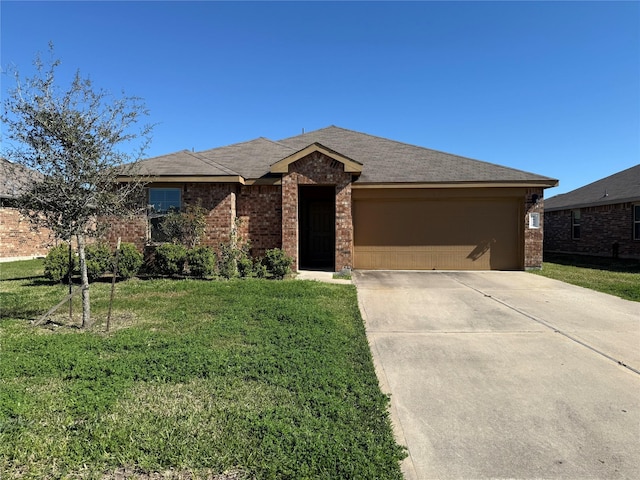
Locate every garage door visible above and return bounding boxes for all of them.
[353,189,523,270]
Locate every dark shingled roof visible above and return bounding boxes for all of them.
[0,158,43,199]
[128,125,557,185]
[545,164,640,211]
[278,126,556,184]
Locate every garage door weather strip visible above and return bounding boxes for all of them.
[452,277,640,377]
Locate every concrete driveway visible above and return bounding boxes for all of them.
[353,271,640,480]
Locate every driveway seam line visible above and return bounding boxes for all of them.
[450,276,640,376]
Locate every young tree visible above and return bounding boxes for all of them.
[1,46,152,327]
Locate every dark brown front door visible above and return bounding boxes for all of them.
[299,186,335,270]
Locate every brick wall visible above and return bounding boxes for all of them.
[0,206,55,258]
[104,183,237,252]
[524,187,545,269]
[545,202,640,259]
[102,215,148,251]
[183,183,235,246]
[281,152,353,271]
[237,185,282,258]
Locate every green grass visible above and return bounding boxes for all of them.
[0,260,405,479]
[531,253,640,302]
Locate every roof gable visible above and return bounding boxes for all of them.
[270,142,363,174]
[546,164,640,211]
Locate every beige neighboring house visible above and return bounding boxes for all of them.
[113,126,558,271]
[0,158,54,261]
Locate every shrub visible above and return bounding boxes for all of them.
[85,243,113,282]
[160,203,207,248]
[154,243,187,276]
[217,242,238,279]
[186,246,215,278]
[237,255,255,278]
[262,248,293,280]
[44,243,76,283]
[116,243,143,279]
[253,262,268,279]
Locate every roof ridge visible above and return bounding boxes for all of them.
[187,150,241,176]
[568,163,640,192]
[260,137,297,150]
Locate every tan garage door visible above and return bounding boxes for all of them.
[353,189,523,270]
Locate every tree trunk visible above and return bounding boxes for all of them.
[76,233,92,328]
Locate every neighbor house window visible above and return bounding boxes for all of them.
[571,209,581,239]
[148,188,181,242]
[634,205,640,240]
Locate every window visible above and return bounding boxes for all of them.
[149,188,181,214]
[634,205,640,241]
[571,209,581,239]
[148,188,181,242]
[529,212,540,229]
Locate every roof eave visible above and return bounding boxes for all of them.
[117,175,246,185]
[352,179,559,189]
[546,195,640,212]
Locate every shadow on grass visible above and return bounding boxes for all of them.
[1,274,47,283]
[544,253,640,273]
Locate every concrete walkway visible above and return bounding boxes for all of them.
[295,270,352,285]
[354,271,640,480]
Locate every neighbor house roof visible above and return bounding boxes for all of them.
[545,164,640,211]
[0,158,43,199]
[122,126,558,187]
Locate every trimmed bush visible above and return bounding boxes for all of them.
[154,243,187,276]
[217,243,238,279]
[186,246,215,278]
[44,243,76,283]
[237,255,255,278]
[262,248,293,280]
[116,243,143,279]
[85,243,113,282]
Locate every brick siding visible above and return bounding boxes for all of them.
[103,215,148,251]
[104,183,237,252]
[281,152,353,271]
[237,185,282,258]
[545,202,640,259]
[524,187,545,269]
[183,183,235,246]
[0,207,55,259]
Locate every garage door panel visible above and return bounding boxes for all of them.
[354,245,491,270]
[353,196,522,270]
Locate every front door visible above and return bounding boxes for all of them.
[299,186,335,270]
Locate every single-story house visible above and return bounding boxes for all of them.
[113,126,558,271]
[0,158,55,260]
[544,164,640,259]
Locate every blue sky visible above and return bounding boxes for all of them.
[1,1,638,197]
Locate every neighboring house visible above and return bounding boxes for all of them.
[113,126,558,271]
[544,164,640,259]
[0,158,54,260]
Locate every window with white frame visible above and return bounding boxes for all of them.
[529,212,540,229]
[571,209,581,240]
[148,188,181,242]
[634,205,640,241]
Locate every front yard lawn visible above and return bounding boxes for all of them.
[0,260,405,479]
[531,253,640,302]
